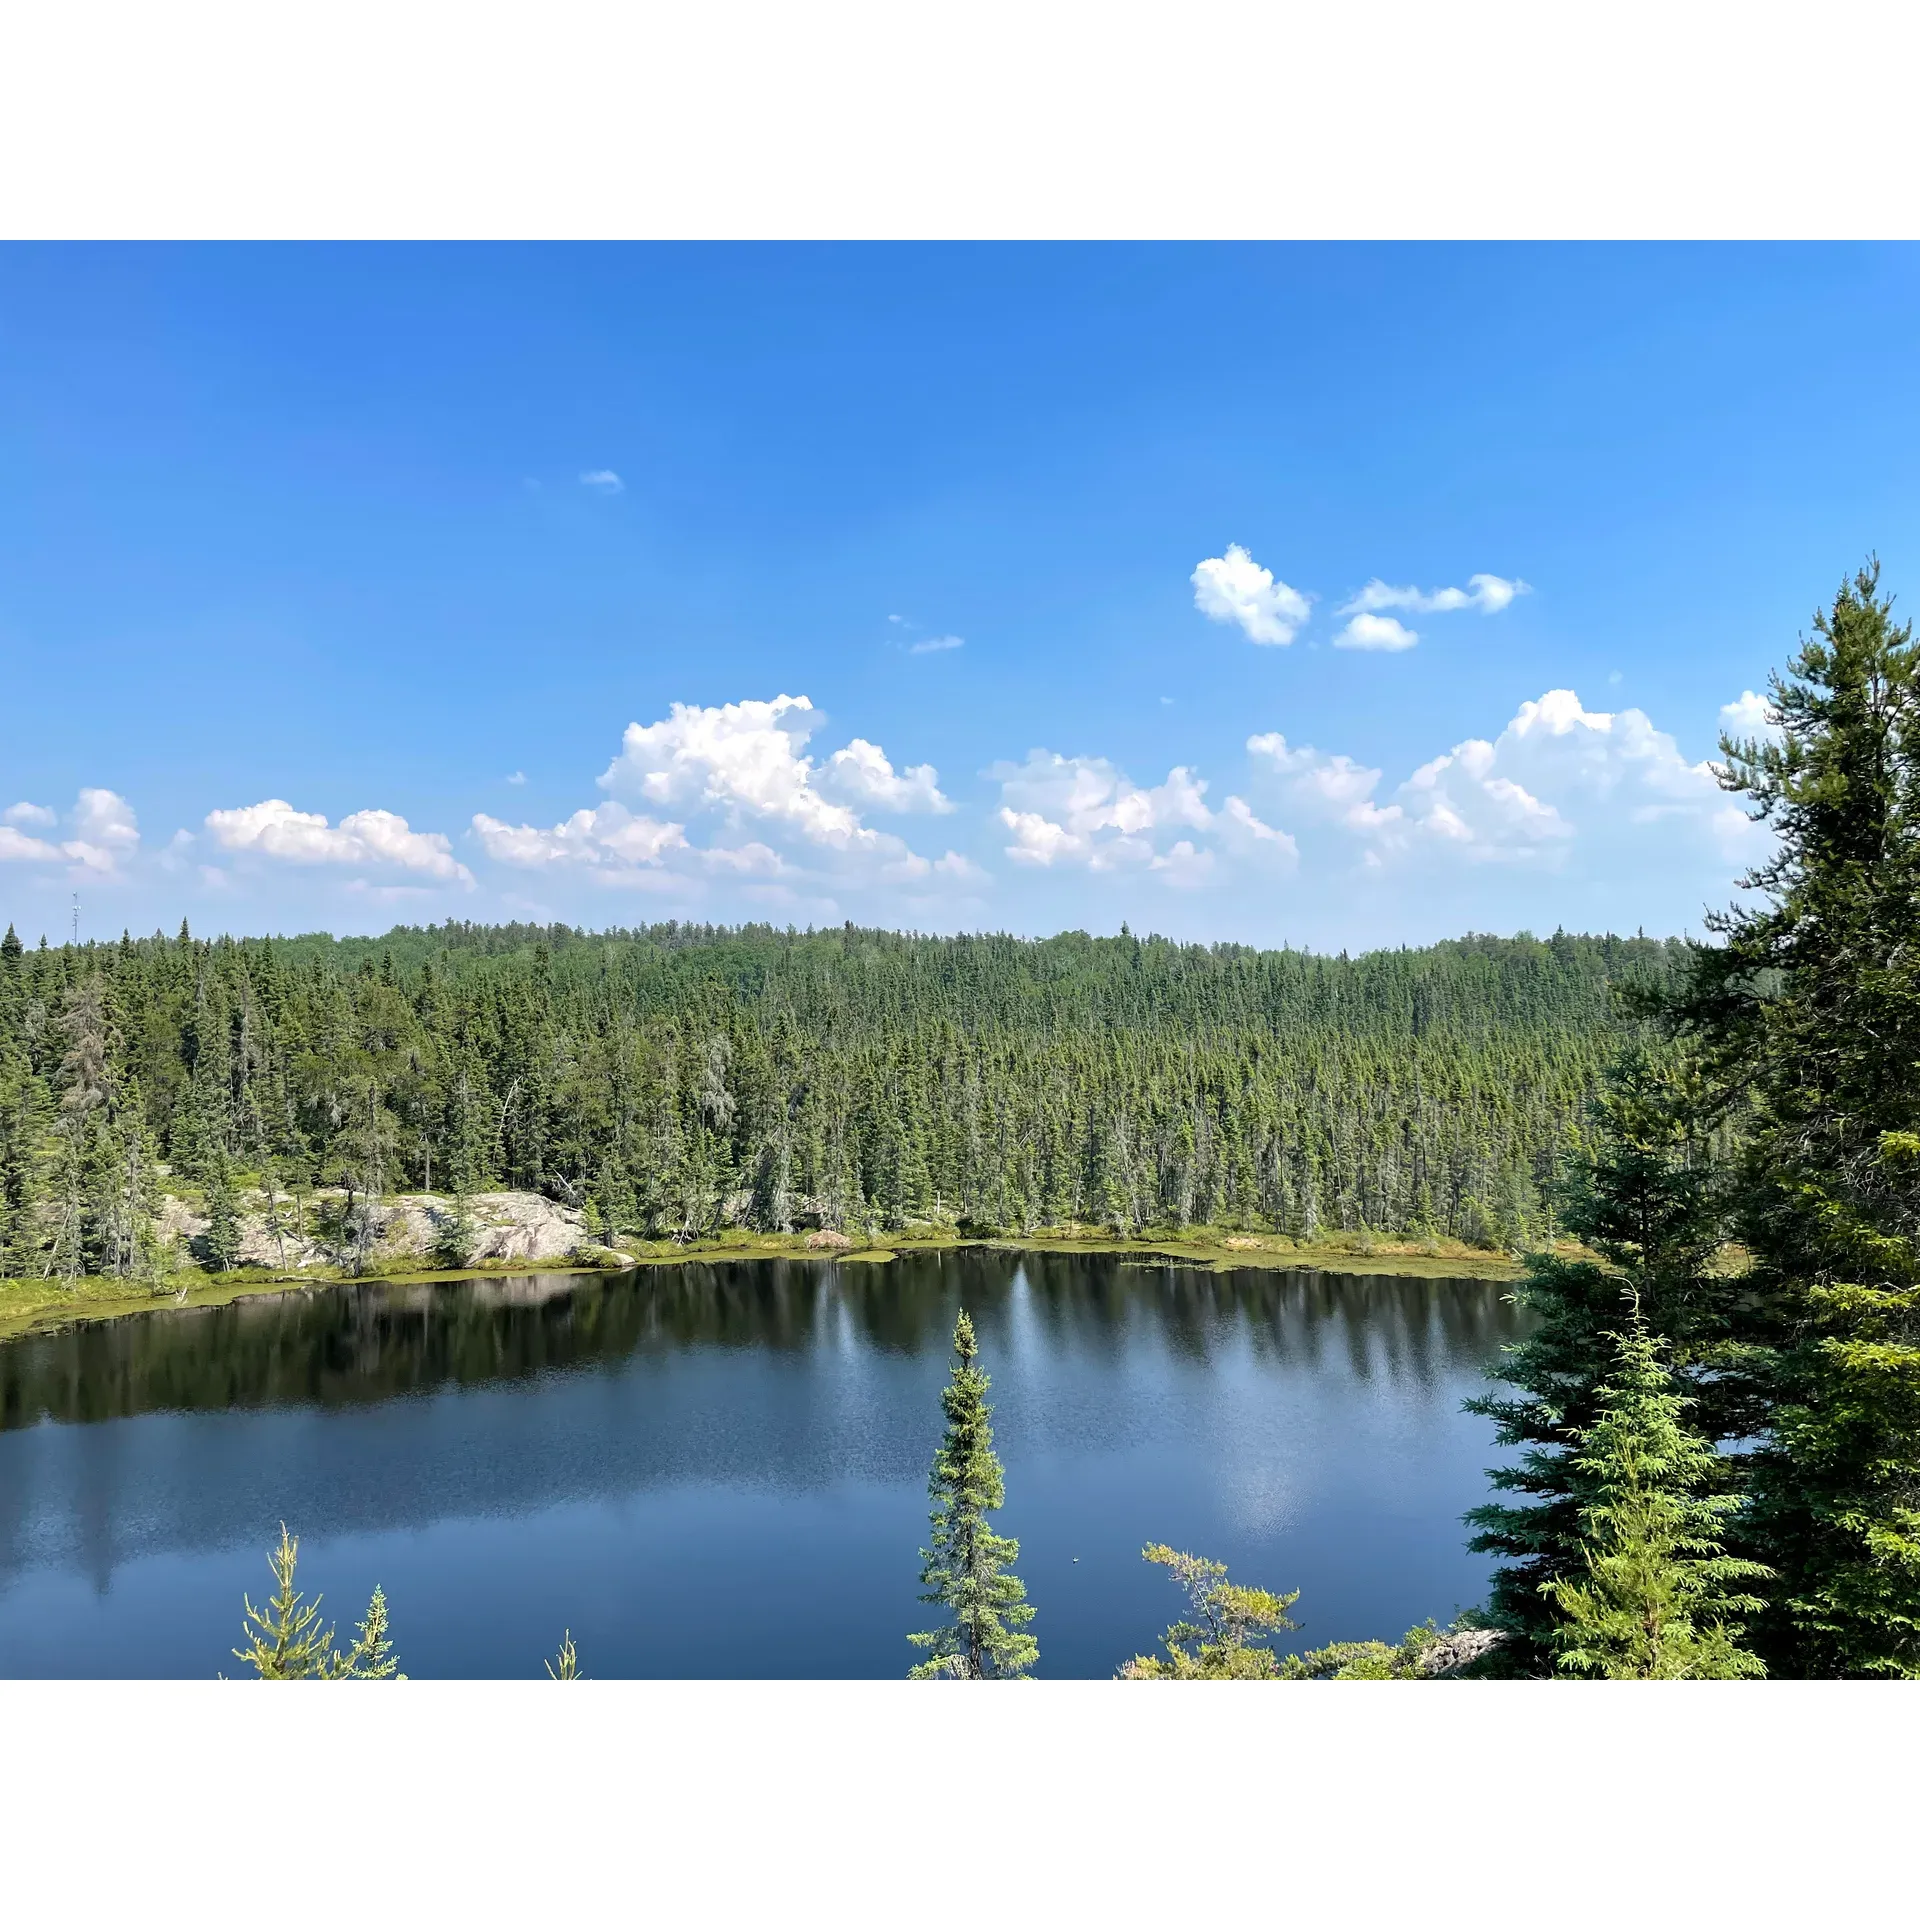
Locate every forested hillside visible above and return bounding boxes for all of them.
[0,918,1681,1280]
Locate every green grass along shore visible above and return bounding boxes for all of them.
[0,1222,1522,1342]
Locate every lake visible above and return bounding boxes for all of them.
[0,1251,1526,1678]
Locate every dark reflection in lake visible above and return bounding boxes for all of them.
[0,1253,1526,1678]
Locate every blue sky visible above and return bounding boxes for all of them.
[3,242,1916,950]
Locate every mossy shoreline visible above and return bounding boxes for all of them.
[0,1225,1523,1343]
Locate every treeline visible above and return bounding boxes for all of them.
[0,916,1681,1281]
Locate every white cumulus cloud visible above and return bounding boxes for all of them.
[1192,544,1311,646]
[579,470,624,493]
[0,789,140,879]
[599,694,871,848]
[1335,613,1420,652]
[205,800,472,884]
[993,750,1292,880]
[823,738,954,813]
[1247,735,1404,833]
[1720,689,1780,735]
[1248,688,1761,872]
[0,825,64,866]
[471,803,688,872]
[596,695,965,881]
[477,695,974,899]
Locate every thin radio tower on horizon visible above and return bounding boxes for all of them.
[71,892,78,947]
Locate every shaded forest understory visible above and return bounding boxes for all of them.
[0,918,1679,1295]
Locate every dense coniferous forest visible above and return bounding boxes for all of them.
[0,918,1681,1280]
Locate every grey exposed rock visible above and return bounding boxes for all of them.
[159,1189,591,1273]
[1415,1628,1506,1677]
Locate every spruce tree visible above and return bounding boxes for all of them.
[232,1524,334,1678]
[434,1187,477,1268]
[908,1310,1038,1678]
[1544,1324,1769,1679]
[1465,1047,1736,1667]
[0,1064,53,1280]
[203,1155,243,1273]
[232,1525,400,1679]
[1667,563,1920,1675]
[332,1586,402,1678]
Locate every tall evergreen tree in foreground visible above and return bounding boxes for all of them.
[1666,563,1920,1675]
[1466,1046,1737,1667]
[1544,1324,1769,1679]
[908,1310,1038,1678]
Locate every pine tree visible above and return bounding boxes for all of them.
[1544,1324,1769,1679]
[908,1310,1038,1678]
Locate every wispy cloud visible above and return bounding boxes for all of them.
[908,634,964,655]
[578,469,624,494]
[506,770,527,785]
[1339,573,1528,617]
[1192,544,1311,646]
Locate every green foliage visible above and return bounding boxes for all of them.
[231,1523,402,1679]
[0,921,1682,1288]
[434,1190,477,1269]
[232,1524,336,1678]
[1120,1543,1299,1678]
[908,1310,1038,1678]
[546,1629,582,1679]
[1543,1325,1768,1679]
[332,1586,402,1679]
[1279,1621,1452,1679]
[1660,562,1920,1675]
[1465,1045,1742,1665]
[203,1156,243,1273]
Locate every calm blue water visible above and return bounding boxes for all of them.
[0,1251,1524,1677]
